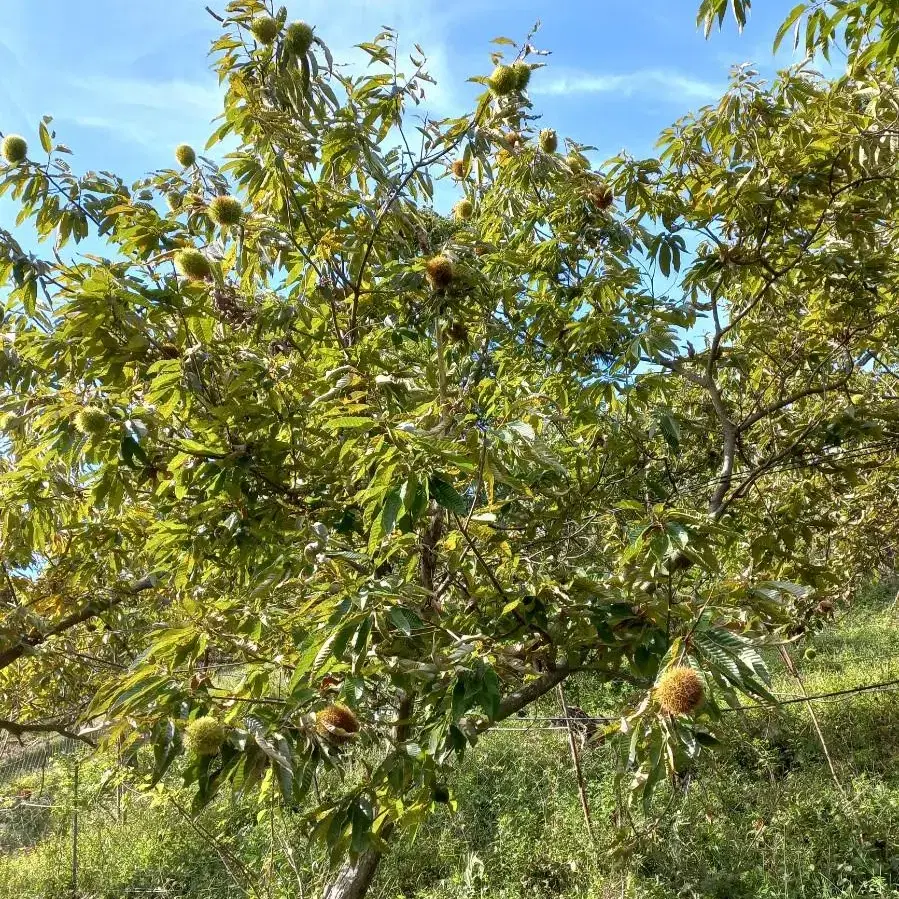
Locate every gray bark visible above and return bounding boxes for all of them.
[321,849,383,899]
[0,574,159,672]
[318,666,574,899]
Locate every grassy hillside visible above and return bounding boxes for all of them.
[2,583,898,899]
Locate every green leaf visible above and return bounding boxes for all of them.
[388,606,414,635]
[150,719,179,788]
[309,631,338,680]
[324,416,377,432]
[694,730,720,748]
[658,240,671,278]
[659,412,680,451]
[632,645,656,678]
[120,433,149,468]
[369,485,402,553]
[349,799,373,854]
[38,122,52,154]
[428,476,467,515]
[481,666,501,720]
[641,735,665,813]
[501,599,522,616]
[253,730,294,801]
[773,3,808,53]
[400,473,427,522]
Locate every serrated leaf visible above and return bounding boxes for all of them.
[388,606,413,635]
[368,485,402,553]
[311,631,338,679]
[694,730,720,747]
[39,122,52,154]
[323,416,377,432]
[253,730,294,801]
[659,412,680,451]
[428,476,467,515]
[773,2,808,53]
[150,719,179,788]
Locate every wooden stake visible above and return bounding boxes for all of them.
[778,645,860,836]
[71,756,79,898]
[556,683,594,839]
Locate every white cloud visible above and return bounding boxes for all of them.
[533,69,722,103]
[67,115,158,148]
[5,0,496,156]
[71,76,222,116]
[54,76,223,151]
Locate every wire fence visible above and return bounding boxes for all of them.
[3,640,899,897]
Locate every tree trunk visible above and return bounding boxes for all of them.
[322,848,383,899]
[322,693,414,899]
[319,669,576,899]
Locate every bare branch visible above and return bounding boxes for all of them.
[0,718,97,747]
[0,575,161,673]
[473,662,574,734]
[739,377,851,432]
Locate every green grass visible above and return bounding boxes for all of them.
[2,582,899,898]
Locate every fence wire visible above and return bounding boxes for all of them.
[2,644,899,897]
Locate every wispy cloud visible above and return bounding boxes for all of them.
[54,76,223,152]
[533,69,722,103]
[67,115,160,148]
[71,76,222,117]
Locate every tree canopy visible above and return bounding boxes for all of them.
[2,2,899,897]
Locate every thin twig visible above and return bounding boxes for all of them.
[163,790,264,899]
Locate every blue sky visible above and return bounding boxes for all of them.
[1,0,812,188]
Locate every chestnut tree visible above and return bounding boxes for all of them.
[2,3,899,897]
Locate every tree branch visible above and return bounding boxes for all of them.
[715,418,821,519]
[471,661,574,735]
[738,377,851,432]
[347,123,477,342]
[0,718,97,747]
[709,421,737,518]
[0,574,160,673]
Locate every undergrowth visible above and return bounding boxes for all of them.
[2,581,898,899]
